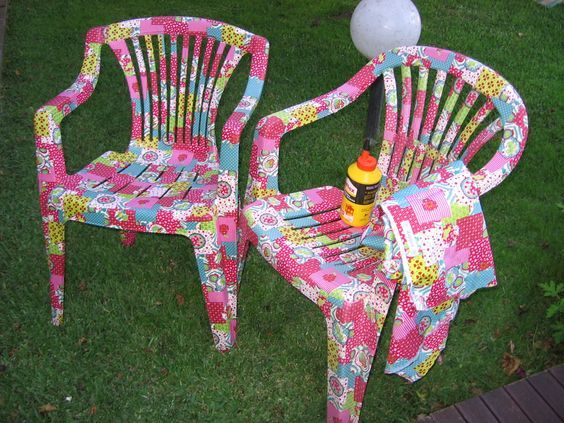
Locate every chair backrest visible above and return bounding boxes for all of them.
[244,46,526,207]
[86,17,269,167]
[373,46,528,196]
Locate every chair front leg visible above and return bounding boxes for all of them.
[40,196,66,326]
[191,231,236,352]
[325,301,378,423]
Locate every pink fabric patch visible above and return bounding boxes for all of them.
[125,197,159,209]
[484,151,507,172]
[327,402,350,423]
[207,290,227,302]
[425,47,450,61]
[139,21,166,35]
[169,150,194,165]
[51,275,64,290]
[119,181,152,195]
[217,217,236,242]
[444,246,470,269]
[407,188,451,225]
[310,268,352,293]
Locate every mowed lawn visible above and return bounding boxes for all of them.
[0,0,562,421]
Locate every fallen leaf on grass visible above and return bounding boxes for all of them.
[78,337,88,345]
[509,340,515,354]
[38,403,57,414]
[175,293,185,305]
[89,404,97,416]
[502,352,522,376]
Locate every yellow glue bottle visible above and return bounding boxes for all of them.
[340,150,382,227]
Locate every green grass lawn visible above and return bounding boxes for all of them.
[1,0,562,421]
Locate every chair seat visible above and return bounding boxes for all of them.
[243,186,395,305]
[49,149,224,231]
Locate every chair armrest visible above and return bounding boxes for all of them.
[34,30,103,184]
[244,61,381,205]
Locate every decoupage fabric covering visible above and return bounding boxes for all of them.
[242,46,527,422]
[34,16,269,352]
[374,160,497,381]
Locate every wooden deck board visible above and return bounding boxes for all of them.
[455,396,498,423]
[481,387,529,423]
[505,378,561,422]
[429,406,466,423]
[548,363,564,384]
[426,364,564,423]
[527,370,564,419]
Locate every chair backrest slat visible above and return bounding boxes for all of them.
[420,76,464,176]
[388,66,412,178]
[461,117,503,164]
[404,66,430,183]
[448,99,495,161]
[157,34,168,148]
[176,35,191,146]
[438,89,479,160]
[192,37,215,145]
[167,35,178,146]
[131,37,152,145]
[378,68,399,175]
[184,35,202,146]
[142,35,160,146]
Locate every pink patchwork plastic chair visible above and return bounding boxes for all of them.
[241,46,527,421]
[34,17,269,352]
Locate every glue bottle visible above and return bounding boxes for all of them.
[340,147,382,227]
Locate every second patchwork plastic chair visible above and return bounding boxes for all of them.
[241,46,527,421]
[34,17,269,351]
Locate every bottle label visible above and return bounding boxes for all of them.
[343,174,380,205]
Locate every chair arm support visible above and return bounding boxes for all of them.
[34,36,103,184]
[218,39,269,217]
[244,61,380,205]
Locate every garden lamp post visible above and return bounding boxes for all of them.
[350,0,421,149]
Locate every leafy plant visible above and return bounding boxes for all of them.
[539,281,564,343]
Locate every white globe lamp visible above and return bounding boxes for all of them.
[351,0,422,59]
[350,0,421,149]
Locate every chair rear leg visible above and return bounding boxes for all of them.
[42,219,66,325]
[120,230,137,247]
[192,242,236,352]
[325,309,377,423]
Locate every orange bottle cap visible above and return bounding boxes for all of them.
[357,150,377,171]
